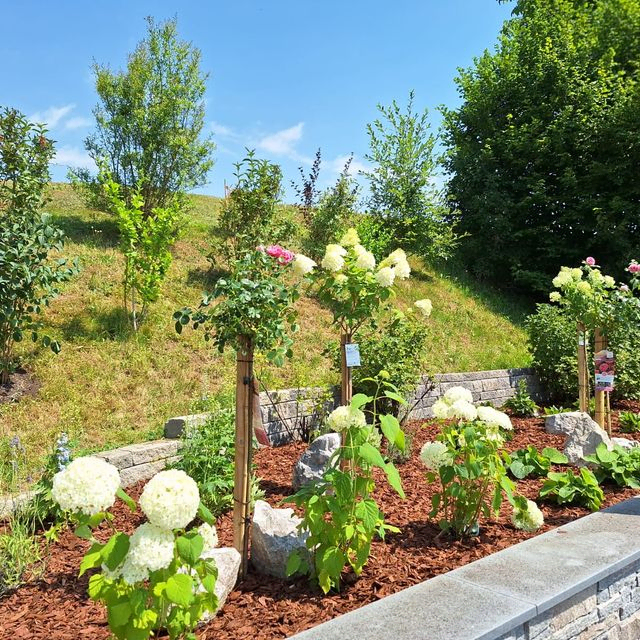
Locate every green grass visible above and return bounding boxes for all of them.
[0,184,531,467]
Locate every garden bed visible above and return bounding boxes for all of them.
[1,407,639,640]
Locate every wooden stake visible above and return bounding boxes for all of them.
[577,322,588,413]
[594,328,606,431]
[233,336,254,578]
[340,332,353,406]
[606,391,612,435]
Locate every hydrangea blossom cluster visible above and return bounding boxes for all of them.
[198,522,219,555]
[326,405,367,432]
[292,254,316,277]
[139,469,200,531]
[52,456,120,515]
[414,299,433,318]
[477,405,513,431]
[512,499,544,532]
[419,441,453,471]
[321,243,347,272]
[550,261,616,303]
[118,522,176,584]
[431,386,513,432]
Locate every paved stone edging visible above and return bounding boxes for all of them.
[289,497,640,640]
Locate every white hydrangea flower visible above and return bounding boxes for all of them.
[375,266,396,287]
[414,299,432,317]
[334,273,348,284]
[432,399,451,419]
[198,523,219,555]
[394,258,411,280]
[140,469,200,531]
[552,268,573,288]
[292,254,316,277]
[443,386,473,404]
[549,291,562,303]
[340,228,360,246]
[577,280,592,294]
[449,399,478,422]
[326,405,367,432]
[321,245,346,272]
[512,499,544,532]
[571,267,583,280]
[484,425,505,445]
[477,405,513,431]
[51,456,120,516]
[387,248,407,264]
[603,275,615,288]
[354,244,376,270]
[420,441,453,471]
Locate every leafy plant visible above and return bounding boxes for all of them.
[363,91,458,261]
[210,151,297,267]
[0,516,42,595]
[285,379,407,593]
[583,443,640,489]
[175,247,304,366]
[543,406,569,416]
[0,107,78,383]
[507,445,567,479]
[71,16,214,215]
[618,411,640,433]
[103,174,181,330]
[503,379,538,417]
[539,469,604,511]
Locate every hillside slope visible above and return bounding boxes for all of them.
[0,185,531,463]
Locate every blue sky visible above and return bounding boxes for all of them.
[1,1,512,200]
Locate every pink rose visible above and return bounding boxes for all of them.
[265,244,294,264]
[628,261,640,274]
[585,257,596,266]
[279,249,295,264]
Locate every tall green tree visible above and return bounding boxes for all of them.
[363,91,458,262]
[443,0,640,294]
[71,16,215,215]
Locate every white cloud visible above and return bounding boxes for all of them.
[257,122,310,162]
[327,154,371,177]
[51,146,95,170]
[64,116,93,130]
[210,120,237,138]
[29,104,76,130]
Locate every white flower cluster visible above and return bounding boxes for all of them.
[354,244,376,270]
[340,228,360,246]
[198,522,219,555]
[292,253,316,277]
[139,469,200,531]
[432,386,477,422]
[375,266,395,287]
[512,499,544,532]
[51,456,120,516]
[326,405,367,432]
[386,248,411,280]
[477,405,513,431]
[321,244,346,272]
[419,441,453,471]
[414,299,433,318]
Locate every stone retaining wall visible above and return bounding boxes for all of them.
[291,497,640,640]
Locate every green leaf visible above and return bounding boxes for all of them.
[286,551,301,577]
[197,501,214,525]
[176,533,204,566]
[165,574,194,608]
[201,573,217,594]
[80,542,105,577]
[108,601,133,628]
[595,443,617,464]
[509,460,535,479]
[383,390,407,405]
[116,487,137,512]
[351,393,373,410]
[88,573,106,599]
[358,442,386,468]
[541,447,568,464]
[75,524,93,540]
[379,414,405,450]
[384,463,405,498]
[102,533,130,571]
[355,499,380,531]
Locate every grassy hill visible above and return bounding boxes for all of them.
[0,184,532,466]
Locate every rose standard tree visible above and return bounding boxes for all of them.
[174,245,314,574]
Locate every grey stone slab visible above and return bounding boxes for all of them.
[289,574,535,640]
[121,440,180,465]
[119,459,167,487]
[449,507,640,616]
[164,412,211,439]
[95,447,134,470]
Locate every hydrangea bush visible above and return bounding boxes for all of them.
[286,376,407,593]
[423,387,544,537]
[51,462,219,640]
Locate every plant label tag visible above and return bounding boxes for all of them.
[345,343,361,368]
[595,350,615,392]
[578,337,585,346]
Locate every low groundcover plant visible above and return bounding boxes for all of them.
[51,459,219,640]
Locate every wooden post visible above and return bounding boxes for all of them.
[340,332,353,405]
[233,336,254,578]
[594,328,607,431]
[577,322,589,413]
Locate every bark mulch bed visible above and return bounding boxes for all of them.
[1,409,639,639]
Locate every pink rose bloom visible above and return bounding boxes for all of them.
[585,257,596,266]
[279,249,295,264]
[628,260,640,274]
[265,244,284,258]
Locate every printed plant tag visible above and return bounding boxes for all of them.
[345,343,361,368]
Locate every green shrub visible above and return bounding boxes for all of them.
[584,443,640,488]
[0,516,42,595]
[507,446,567,479]
[539,468,604,511]
[619,411,640,433]
[503,379,538,417]
[608,322,640,401]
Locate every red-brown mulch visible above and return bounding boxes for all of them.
[1,410,640,640]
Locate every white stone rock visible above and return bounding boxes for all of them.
[612,437,640,450]
[251,500,308,578]
[198,547,241,623]
[546,411,613,465]
[292,433,341,490]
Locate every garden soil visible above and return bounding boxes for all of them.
[1,407,639,639]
